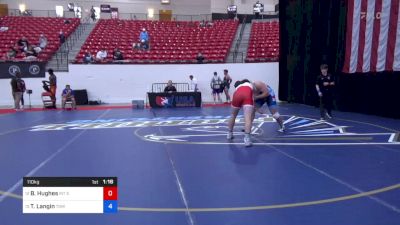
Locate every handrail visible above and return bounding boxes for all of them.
[233,16,247,62]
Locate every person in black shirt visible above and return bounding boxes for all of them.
[10,72,25,111]
[113,48,124,61]
[316,64,335,120]
[59,31,66,50]
[17,37,29,52]
[164,80,177,93]
[196,52,205,64]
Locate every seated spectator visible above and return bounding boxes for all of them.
[196,52,205,64]
[39,34,47,49]
[0,26,9,32]
[199,20,206,28]
[32,45,42,54]
[113,48,124,60]
[164,80,177,93]
[96,49,107,61]
[83,52,94,64]
[17,37,29,52]
[139,28,149,50]
[132,41,141,50]
[5,47,17,60]
[140,39,149,50]
[24,45,38,61]
[207,21,214,27]
[61,85,77,110]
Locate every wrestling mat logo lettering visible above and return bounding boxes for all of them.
[30,115,399,146]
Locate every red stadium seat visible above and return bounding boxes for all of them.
[76,19,238,64]
[246,21,280,63]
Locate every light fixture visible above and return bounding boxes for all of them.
[55,6,64,17]
[19,4,26,12]
[148,8,154,18]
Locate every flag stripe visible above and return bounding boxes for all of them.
[370,0,383,72]
[376,0,391,72]
[343,0,356,73]
[356,0,369,72]
[362,0,376,72]
[394,3,400,71]
[344,0,400,73]
[350,0,362,73]
[385,0,399,71]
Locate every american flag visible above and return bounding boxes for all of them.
[343,0,400,73]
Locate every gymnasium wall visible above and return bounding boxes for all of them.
[211,0,278,14]
[3,0,277,16]
[4,0,211,15]
[0,63,279,106]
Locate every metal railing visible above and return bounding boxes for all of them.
[7,9,212,22]
[110,13,212,22]
[227,52,245,63]
[232,16,247,62]
[8,9,77,18]
[47,51,69,71]
[151,83,190,93]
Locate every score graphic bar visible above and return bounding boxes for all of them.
[23,177,118,214]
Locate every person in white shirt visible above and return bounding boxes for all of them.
[39,34,47,49]
[188,75,198,92]
[96,49,107,61]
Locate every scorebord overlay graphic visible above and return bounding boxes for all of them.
[23,177,118,214]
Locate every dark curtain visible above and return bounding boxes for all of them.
[279,0,400,118]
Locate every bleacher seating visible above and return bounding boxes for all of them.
[246,21,279,63]
[0,16,80,61]
[76,19,238,64]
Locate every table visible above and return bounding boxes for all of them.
[148,92,202,108]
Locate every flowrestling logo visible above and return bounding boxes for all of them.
[155,96,171,107]
[155,95,196,107]
[30,115,399,146]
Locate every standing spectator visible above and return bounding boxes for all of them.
[48,69,57,108]
[5,47,17,60]
[96,49,107,61]
[90,6,96,22]
[210,72,223,104]
[59,31,66,50]
[19,78,26,109]
[139,28,149,50]
[113,48,124,60]
[196,52,205,64]
[222,69,232,103]
[164,80,177,93]
[189,75,198,92]
[39,34,47,49]
[316,64,335,120]
[83,52,94,64]
[61,85,77,110]
[17,37,29,52]
[10,72,25,111]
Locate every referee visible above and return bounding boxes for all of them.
[316,64,335,120]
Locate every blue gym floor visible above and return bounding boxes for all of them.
[0,103,399,225]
